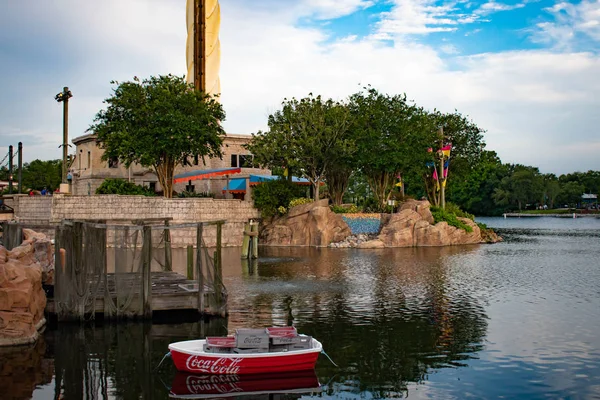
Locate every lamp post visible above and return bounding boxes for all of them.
[55,87,73,185]
[8,145,13,194]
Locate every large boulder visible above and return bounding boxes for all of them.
[377,200,488,247]
[0,232,48,347]
[261,199,352,247]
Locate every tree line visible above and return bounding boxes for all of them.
[18,74,595,216]
[0,159,61,193]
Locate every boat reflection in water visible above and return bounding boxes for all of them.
[169,370,321,399]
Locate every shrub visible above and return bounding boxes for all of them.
[361,197,381,213]
[445,202,475,221]
[95,179,155,196]
[289,197,313,208]
[430,206,473,232]
[252,179,304,218]
[330,204,359,213]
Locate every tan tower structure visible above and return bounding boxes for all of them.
[186,0,221,96]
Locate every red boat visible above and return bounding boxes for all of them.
[168,328,323,375]
[169,370,321,399]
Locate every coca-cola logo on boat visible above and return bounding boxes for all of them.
[185,356,243,374]
[244,337,263,344]
[185,374,243,394]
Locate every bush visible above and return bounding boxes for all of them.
[289,197,313,208]
[252,179,305,218]
[445,202,475,221]
[177,190,214,198]
[330,204,360,214]
[430,206,473,232]
[95,179,155,196]
[361,197,381,213]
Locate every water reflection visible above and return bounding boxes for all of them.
[0,337,52,399]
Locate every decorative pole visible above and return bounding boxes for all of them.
[8,145,13,194]
[55,87,73,185]
[17,142,22,194]
[438,126,446,210]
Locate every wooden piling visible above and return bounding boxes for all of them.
[196,223,204,314]
[187,245,194,280]
[141,225,153,319]
[250,221,258,259]
[164,219,172,271]
[241,222,250,259]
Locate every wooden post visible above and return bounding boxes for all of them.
[196,223,204,314]
[187,245,194,280]
[142,225,153,319]
[73,222,84,321]
[250,221,258,259]
[241,222,250,259]
[1,221,7,248]
[164,219,172,271]
[215,222,223,307]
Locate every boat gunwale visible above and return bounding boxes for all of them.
[168,338,322,359]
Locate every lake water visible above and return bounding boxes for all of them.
[6,217,600,399]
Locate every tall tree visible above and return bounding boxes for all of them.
[22,159,62,192]
[90,75,225,198]
[247,94,352,201]
[348,88,433,210]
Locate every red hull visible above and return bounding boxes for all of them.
[169,339,322,375]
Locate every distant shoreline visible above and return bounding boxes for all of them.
[502,213,599,218]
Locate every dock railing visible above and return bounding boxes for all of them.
[49,219,227,321]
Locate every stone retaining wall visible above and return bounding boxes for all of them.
[12,195,260,247]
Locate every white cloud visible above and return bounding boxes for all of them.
[476,1,526,15]
[301,0,375,19]
[533,0,600,48]
[0,0,599,175]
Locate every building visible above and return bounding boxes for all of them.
[581,193,598,208]
[70,133,269,197]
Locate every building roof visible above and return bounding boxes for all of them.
[582,193,598,199]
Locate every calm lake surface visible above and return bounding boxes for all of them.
[8,217,600,399]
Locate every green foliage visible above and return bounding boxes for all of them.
[90,74,226,198]
[252,179,304,218]
[476,222,488,230]
[361,197,382,213]
[95,179,155,196]
[348,87,434,210]
[247,94,352,201]
[430,206,473,232]
[445,202,475,221]
[289,197,313,208]
[18,159,62,192]
[330,204,359,213]
[177,191,214,198]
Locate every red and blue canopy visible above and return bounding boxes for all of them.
[173,167,241,184]
[222,175,311,193]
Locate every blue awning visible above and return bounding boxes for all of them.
[222,175,312,193]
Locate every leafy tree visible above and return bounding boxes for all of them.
[22,159,62,192]
[541,174,561,209]
[252,179,304,218]
[247,94,352,201]
[90,75,225,198]
[348,88,433,210]
[557,181,584,208]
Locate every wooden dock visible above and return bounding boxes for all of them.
[45,271,224,316]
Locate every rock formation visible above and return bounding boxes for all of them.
[260,199,352,247]
[0,230,50,346]
[357,200,495,248]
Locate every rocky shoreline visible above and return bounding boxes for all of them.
[261,199,502,248]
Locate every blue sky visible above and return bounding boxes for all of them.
[0,0,599,174]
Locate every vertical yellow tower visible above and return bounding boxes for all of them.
[186,0,221,96]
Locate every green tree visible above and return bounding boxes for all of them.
[22,159,62,192]
[90,75,225,198]
[247,94,352,201]
[348,88,433,210]
[557,181,584,208]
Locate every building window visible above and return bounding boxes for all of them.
[78,150,82,170]
[108,156,119,168]
[147,182,156,191]
[194,155,199,166]
[87,151,91,168]
[239,154,254,168]
[186,180,195,192]
[231,154,238,168]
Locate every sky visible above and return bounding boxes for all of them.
[0,0,599,175]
